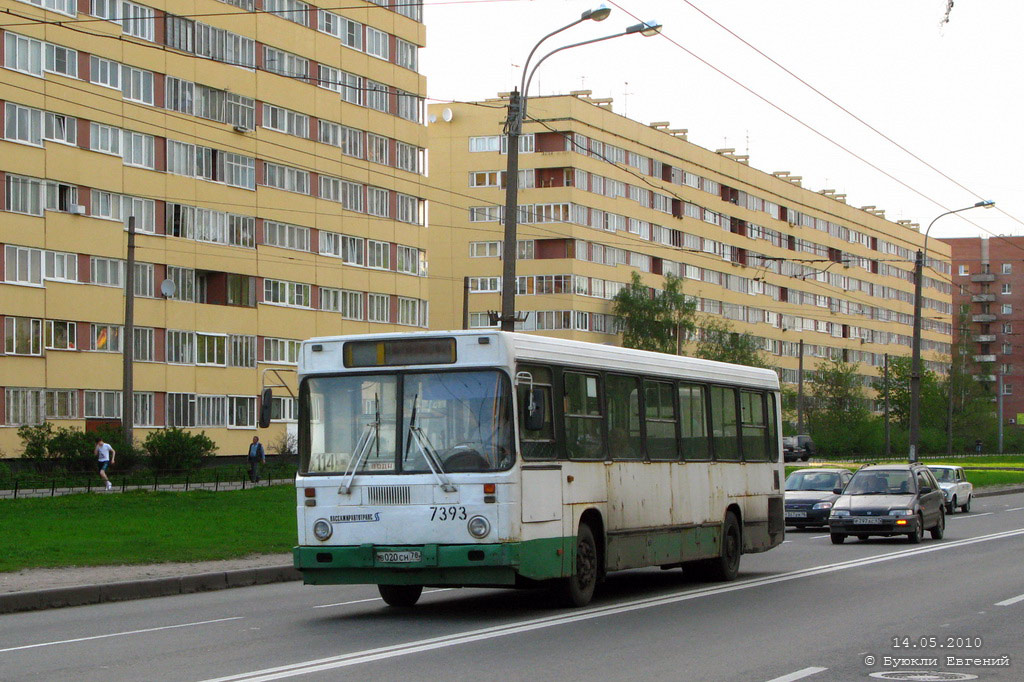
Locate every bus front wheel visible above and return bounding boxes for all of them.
[378,584,423,607]
[558,523,598,607]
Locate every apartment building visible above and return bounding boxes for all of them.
[427,93,953,396]
[0,0,427,456]
[943,236,1024,423]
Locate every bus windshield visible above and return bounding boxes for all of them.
[301,370,514,475]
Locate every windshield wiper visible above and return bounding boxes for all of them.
[338,393,379,495]
[405,394,456,492]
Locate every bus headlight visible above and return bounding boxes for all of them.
[313,519,333,541]
[467,515,491,539]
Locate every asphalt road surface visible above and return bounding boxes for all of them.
[3,492,1023,682]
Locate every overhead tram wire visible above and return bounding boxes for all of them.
[606,0,1022,244]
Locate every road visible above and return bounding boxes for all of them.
[2,493,1023,682]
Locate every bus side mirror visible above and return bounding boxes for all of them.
[525,388,546,431]
[258,388,273,428]
[833,488,843,495]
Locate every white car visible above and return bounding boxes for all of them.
[927,465,973,514]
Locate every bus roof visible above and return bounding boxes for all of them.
[301,330,780,391]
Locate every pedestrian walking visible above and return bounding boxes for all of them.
[975,439,983,455]
[247,436,266,483]
[95,437,116,490]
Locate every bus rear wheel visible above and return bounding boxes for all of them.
[377,584,423,607]
[558,523,598,607]
[692,513,741,581]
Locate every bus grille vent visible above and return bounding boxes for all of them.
[366,485,412,505]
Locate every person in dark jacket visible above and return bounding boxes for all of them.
[247,436,266,482]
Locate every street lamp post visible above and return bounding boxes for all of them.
[497,9,662,331]
[908,199,994,461]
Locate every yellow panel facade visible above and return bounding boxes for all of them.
[427,93,953,404]
[0,0,429,458]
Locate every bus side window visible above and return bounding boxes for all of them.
[766,393,779,462]
[740,391,767,461]
[517,365,555,460]
[710,386,740,461]
[563,371,604,460]
[645,380,677,461]
[679,382,710,461]
[607,374,642,460]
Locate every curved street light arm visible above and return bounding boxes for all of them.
[922,200,995,265]
[519,18,589,96]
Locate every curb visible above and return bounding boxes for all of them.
[973,485,1024,498]
[0,565,302,615]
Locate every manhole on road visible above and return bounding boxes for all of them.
[869,673,978,681]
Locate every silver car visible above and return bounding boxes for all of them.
[927,465,973,514]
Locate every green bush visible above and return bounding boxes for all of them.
[143,428,217,471]
[17,423,55,469]
[92,424,141,472]
[48,427,94,472]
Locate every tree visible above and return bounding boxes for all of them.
[612,272,696,354]
[806,357,876,457]
[873,356,945,429]
[694,317,768,368]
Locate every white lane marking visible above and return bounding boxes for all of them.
[198,528,1024,682]
[995,593,1024,607]
[810,535,829,539]
[0,617,243,654]
[313,588,452,609]
[949,512,993,520]
[765,667,828,682]
[1005,507,1024,512]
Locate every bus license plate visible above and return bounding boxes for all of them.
[785,511,807,518]
[376,550,421,563]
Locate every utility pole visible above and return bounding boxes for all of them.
[499,89,522,332]
[122,216,136,447]
[884,353,891,458]
[998,371,1005,454]
[797,339,805,433]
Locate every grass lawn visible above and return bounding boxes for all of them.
[0,485,296,573]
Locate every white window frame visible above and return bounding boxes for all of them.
[5,316,43,355]
[90,322,123,352]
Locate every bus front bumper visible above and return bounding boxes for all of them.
[294,542,544,586]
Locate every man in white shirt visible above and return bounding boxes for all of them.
[95,437,116,491]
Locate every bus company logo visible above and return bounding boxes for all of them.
[329,513,381,523]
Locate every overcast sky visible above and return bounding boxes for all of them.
[421,0,1022,242]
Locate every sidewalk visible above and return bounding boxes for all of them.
[0,476,293,500]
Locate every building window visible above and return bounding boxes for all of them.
[367,133,389,165]
[263,221,310,252]
[1003,384,1013,396]
[167,329,196,364]
[341,181,364,212]
[19,0,76,17]
[166,392,196,427]
[4,102,43,146]
[396,92,421,123]
[271,396,296,421]
[90,122,121,156]
[45,388,78,419]
[84,390,121,419]
[396,142,419,173]
[4,32,43,77]
[229,396,256,427]
[43,250,77,283]
[1002,283,1012,295]
[1004,323,1013,334]
[1003,304,1013,315]
[5,175,44,216]
[262,104,309,137]
[470,276,501,292]
[91,323,122,352]
[5,317,43,355]
[263,337,300,364]
[263,279,311,307]
[123,131,155,168]
[265,0,310,26]
[5,388,43,426]
[365,81,388,112]
[45,320,77,350]
[89,55,121,90]
[1004,343,1013,355]
[90,257,124,287]
[470,241,500,258]
[340,290,363,320]
[398,297,425,327]
[44,112,77,144]
[229,334,256,367]
[340,71,362,105]
[133,262,153,297]
[396,39,418,70]
[1002,263,1012,275]
[263,162,309,194]
[263,46,308,78]
[133,327,153,361]
[367,187,389,217]
[121,65,154,104]
[134,392,154,426]
[367,240,390,270]
[195,333,227,366]
[368,293,390,323]
[396,245,420,275]
[5,245,43,284]
[342,126,363,158]
[366,27,389,60]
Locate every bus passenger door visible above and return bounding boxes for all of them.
[519,465,566,579]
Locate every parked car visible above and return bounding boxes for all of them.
[828,463,945,544]
[784,468,854,528]
[927,465,973,514]
[783,434,816,462]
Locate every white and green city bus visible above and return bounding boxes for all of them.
[276,330,784,607]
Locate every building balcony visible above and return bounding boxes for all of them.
[973,375,996,382]
[971,293,996,303]
[972,314,997,323]
[974,334,996,343]
[970,273,996,283]
[974,355,997,363]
